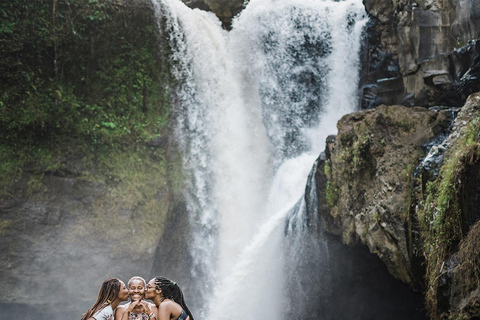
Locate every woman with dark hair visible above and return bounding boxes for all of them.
[145,277,194,320]
[81,278,130,320]
[115,276,157,320]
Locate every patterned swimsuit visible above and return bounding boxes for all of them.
[128,311,149,320]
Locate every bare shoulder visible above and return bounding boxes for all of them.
[160,299,175,306]
[149,302,158,312]
[115,304,127,318]
[159,299,177,309]
[116,303,128,312]
[160,299,182,313]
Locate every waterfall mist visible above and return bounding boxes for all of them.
[151,0,368,318]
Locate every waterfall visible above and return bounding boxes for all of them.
[150,0,368,318]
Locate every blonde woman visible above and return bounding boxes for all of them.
[81,278,129,320]
[115,276,158,320]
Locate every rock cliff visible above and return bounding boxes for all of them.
[312,1,480,318]
[316,94,480,319]
[181,0,244,29]
[316,105,452,284]
[362,0,480,108]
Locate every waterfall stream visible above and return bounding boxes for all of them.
[150,0,368,318]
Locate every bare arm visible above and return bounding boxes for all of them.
[150,305,159,319]
[141,301,157,319]
[115,305,125,320]
[157,302,172,320]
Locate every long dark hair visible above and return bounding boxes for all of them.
[81,278,121,320]
[154,277,194,320]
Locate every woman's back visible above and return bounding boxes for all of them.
[158,299,190,320]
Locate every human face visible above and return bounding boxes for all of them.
[144,279,157,300]
[129,279,145,301]
[118,281,130,301]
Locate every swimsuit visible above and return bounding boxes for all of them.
[129,312,149,320]
[125,302,152,320]
[177,310,188,320]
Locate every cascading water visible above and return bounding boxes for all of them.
[150,0,368,318]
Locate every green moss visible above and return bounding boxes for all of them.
[72,145,170,256]
[0,219,14,236]
[418,116,480,319]
[337,134,371,177]
[325,181,340,207]
[324,161,332,179]
[27,174,47,197]
[396,120,414,132]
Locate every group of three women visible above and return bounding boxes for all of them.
[81,276,194,320]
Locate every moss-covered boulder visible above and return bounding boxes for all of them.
[317,105,451,285]
[317,93,480,319]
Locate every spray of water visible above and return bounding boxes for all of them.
[150,0,367,318]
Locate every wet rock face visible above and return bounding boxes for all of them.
[0,172,169,318]
[425,93,480,317]
[316,105,451,286]
[362,0,480,108]
[317,94,480,318]
[181,0,244,29]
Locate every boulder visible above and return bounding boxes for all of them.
[181,0,244,29]
[316,105,451,285]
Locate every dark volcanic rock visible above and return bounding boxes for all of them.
[316,105,451,285]
[361,0,480,108]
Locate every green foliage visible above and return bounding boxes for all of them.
[0,0,172,196]
[337,134,371,176]
[325,180,340,207]
[324,161,332,178]
[418,117,480,319]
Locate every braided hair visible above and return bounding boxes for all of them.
[81,278,121,320]
[154,277,194,320]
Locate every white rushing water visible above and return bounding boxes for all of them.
[150,0,368,318]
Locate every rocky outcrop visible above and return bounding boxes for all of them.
[316,93,480,318]
[362,0,480,108]
[316,105,451,285]
[416,93,480,318]
[181,0,244,29]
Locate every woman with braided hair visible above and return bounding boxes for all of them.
[81,278,129,320]
[145,277,194,320]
